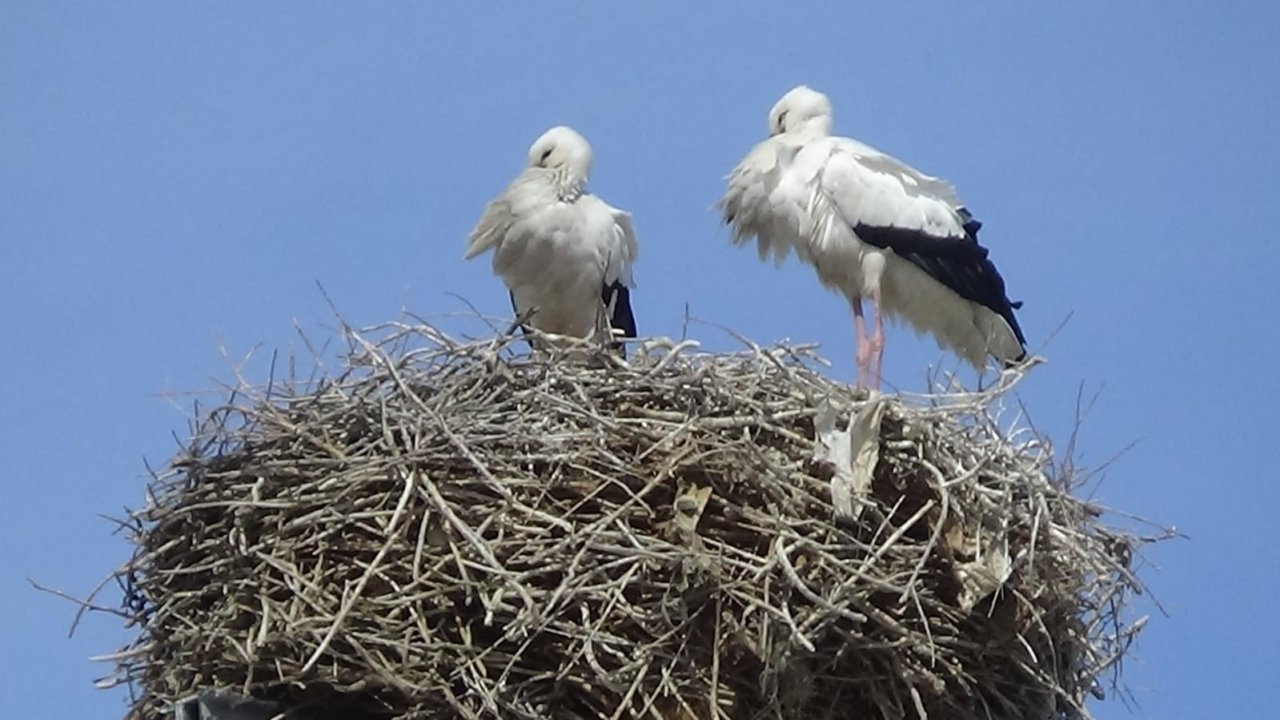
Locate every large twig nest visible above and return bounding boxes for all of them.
[104,322,1154,720]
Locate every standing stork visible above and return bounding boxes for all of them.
[720,86,1026,388]
[465,126,638,356]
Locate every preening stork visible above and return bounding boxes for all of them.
[465,126,638,356]
[720,86,1026,388]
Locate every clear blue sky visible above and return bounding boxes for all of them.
[3,2,1276,717]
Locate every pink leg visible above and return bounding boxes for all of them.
[852,297,871,388]
[868,291,886,390]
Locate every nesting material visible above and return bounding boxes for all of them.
[106,322,1151,720]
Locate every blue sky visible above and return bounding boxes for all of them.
[3,2,1276,717]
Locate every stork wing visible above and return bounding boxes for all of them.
[604,207,639,288]
[464,168,557,260]
[820,139,971,240]
[820,140,1026,345]
[719,141,801,265]
[464,193,513,260]
[601,206,639,354]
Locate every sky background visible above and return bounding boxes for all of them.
[3,2,1277,717]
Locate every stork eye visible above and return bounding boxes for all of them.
[540,148,553,164]
[776,110,789,129]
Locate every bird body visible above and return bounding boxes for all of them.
[721,86,1025,385]
[466,126,637,352]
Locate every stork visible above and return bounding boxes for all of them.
[465,126,638,356]
[720,86,1026,388]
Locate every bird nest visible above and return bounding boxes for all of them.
[102,321,1153,720]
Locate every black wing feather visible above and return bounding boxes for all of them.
[602,281,637,358]
[854,212,1027,346]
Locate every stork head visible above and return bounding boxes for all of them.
[528,126,593,187]
[769,85,833,137]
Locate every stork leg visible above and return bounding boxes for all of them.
[868,291,886,390]
[851,298,872,388]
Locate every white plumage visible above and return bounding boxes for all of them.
[720,85,1026,387]
[465,126,638,354]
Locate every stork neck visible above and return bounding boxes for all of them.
[551,168,586,202]
[792,116,832,138]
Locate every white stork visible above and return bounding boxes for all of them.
[720,86,1027,388]
[465,126,638,356]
